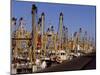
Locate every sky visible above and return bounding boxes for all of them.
[12,0,96,40]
